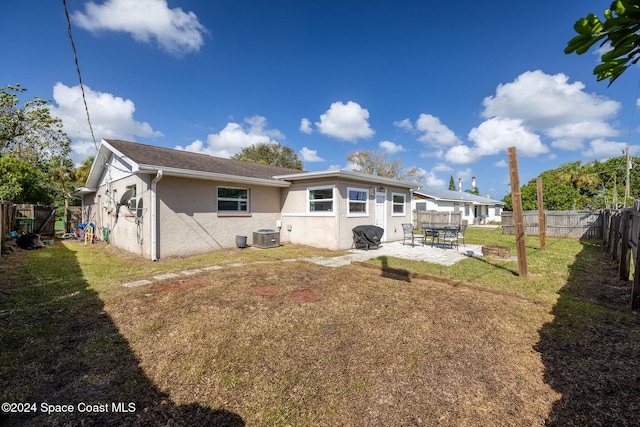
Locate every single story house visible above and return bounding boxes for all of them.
[412,188,505,224]
[74,139,418,260]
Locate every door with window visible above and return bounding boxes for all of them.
[375,192,386,240]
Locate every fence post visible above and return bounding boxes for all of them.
[610,212,620,260]
[619,210,631,280]
[632,243,640,310]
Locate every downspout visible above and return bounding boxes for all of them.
[151,170,163,261]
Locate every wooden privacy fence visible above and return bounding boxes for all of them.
[1,201,16,245]
[502,210,603,239]
[413,210,462,228]
[14,204,57,237]
[605,206,640,309]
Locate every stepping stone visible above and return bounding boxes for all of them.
[153,272,180,280]
[181,269,202,275]
[203,265,223,271]
[123,279,152,288]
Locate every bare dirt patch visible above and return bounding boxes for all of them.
[290,287,322,303]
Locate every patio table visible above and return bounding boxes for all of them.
[421,225,460,249]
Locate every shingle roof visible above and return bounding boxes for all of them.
[105,139,304,180]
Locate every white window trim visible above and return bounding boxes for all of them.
[307,185,335,215]
[347,186,369,217]
[217,186,250,213]
[391,192,406,216]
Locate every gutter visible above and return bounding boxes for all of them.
[151,170,163,261]
[136,165,291,187]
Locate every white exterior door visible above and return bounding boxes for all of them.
[375,192,386,240]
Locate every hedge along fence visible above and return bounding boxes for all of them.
[501,210,604,239]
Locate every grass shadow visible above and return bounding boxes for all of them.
[378,255,412,282]
[0,243,244,426]
[534,239,640,425]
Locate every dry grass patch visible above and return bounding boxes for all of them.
[105,262,558,426]
[3,236,640,426]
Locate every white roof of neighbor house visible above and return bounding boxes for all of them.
[414,188,505,206]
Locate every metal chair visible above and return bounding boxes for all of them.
[421,223,437,246]
[437,226,459,250]
[401,223,416,247]
[457,224,468,247]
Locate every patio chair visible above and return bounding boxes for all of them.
[420,223,437,246]
[457,224,468,247]
[401,223,416,247]
[352,225,384,250]
[436,226,459,250]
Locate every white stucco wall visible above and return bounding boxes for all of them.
[156,176,282,257]
[281,178,412,250]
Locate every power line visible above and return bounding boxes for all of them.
[62,0,97,151]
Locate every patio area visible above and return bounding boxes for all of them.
[304,240,484,268]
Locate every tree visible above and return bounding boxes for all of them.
[231,142,303,170]
[0,84,72,204]
[565,0,640,85]
[75,156,94,187]
[346,150,423,184]
[502,158,635,211]
[448,176,456,191]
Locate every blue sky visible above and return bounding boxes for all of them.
[2,0,640,200]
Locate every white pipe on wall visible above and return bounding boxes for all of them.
[150,170,163,261]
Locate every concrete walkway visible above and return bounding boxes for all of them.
[122,240,483,287]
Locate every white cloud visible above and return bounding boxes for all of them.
[300,147,324,162]
[49,82,162,164]
[419,169,446,188]
[481,70,620,147]
[415,114,462,147]
[393,118,413,132]
[175,139,206,153]
[493,159,508,168]
[581,139,632,159]
[315,101,374,142]
[181,115,283,158]
[378,140,404,153]
[299,118,313,134]
[72,0,207,55]
[419,149,444,159]
[445,117,548,165]
[432,163,452,172]
[546,121,619,150]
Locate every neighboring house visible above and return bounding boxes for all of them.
[412,188,505,224]
[74,139,418,260]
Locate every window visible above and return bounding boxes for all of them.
[308,186,333,212]
[495,206,502,216]
[392,193,406,215]
[348,187,368,215]
[218,187,249,212]
[126,184,136,209]
[465,204,470,216]
[415,202,426,211]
